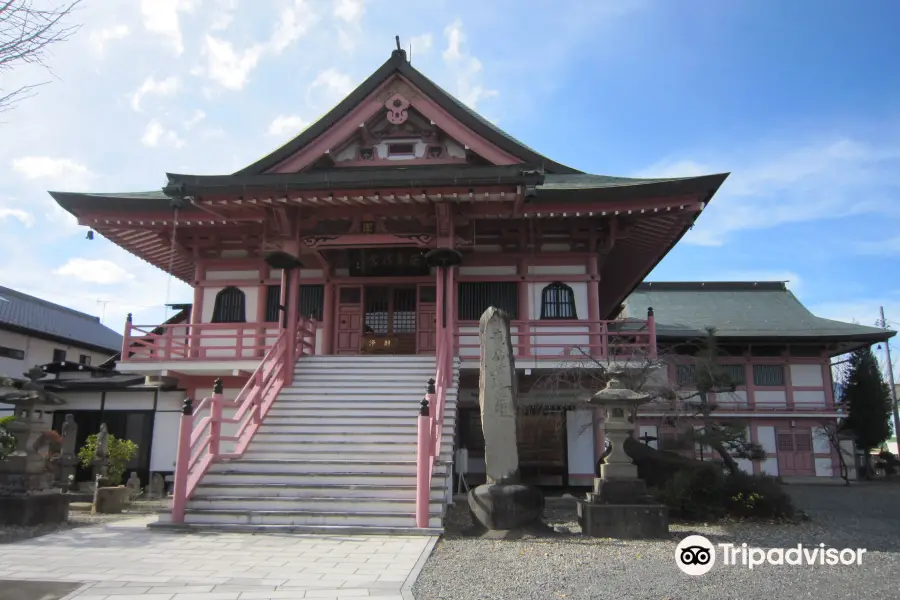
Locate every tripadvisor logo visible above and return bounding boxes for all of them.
[675,535,867,575]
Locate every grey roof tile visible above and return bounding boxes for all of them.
[624,282,893,341]
[0,286,123,353]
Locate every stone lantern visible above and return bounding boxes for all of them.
[576,367,669,539]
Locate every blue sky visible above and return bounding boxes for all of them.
[1,0,900,349]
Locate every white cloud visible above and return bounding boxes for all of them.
[11,157,94,186]
[139,0,198,55]
[409,33,433,56]
[184,109,206,129]
[200,35,264,90]
[141,120,185,148]
[268,115,308,137]
[89,25,129,55]
[211,0,237,30]
[852,236,900,257]
[0,208,34,228]
[129,76,180,111]
[269,0,318,55]
[637,138,900,246]
[309,68,354,103]
[441,19,498,109]
[334,0,364,23]
[54,258,135,285]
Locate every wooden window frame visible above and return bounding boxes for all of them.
[539,282,578,320]
[211,286,247,324]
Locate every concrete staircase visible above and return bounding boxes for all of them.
[154,355,459,534]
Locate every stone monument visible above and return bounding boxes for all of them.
[92,423,110,486]
[58,414,78,489]
[148,472,165,499]
[0,366,69,526]
[576,367,669,539]
[467,307,544,530]
[125,471,141,500]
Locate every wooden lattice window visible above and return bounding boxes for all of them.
[540,282,577,320]
[721,364,746,386]
[211,286,246,323]
[265,285,281,323]
[457,282,519,320]
[753,364,785,387]
[298,285,325,321]
[676,364,696,386]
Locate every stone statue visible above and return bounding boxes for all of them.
[148,472,165,499]
[61,414,77,456]
[125,472,141,499]
[92,424,110,483]
[467,307,544,530]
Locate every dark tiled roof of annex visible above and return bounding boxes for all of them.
[0,285,123,353]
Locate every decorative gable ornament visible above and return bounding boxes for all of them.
[385,93,409,125]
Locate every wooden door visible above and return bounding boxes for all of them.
[417,284,437,353]
[517,411,567,485]
[335,286,362,354]
[792,431,815,475]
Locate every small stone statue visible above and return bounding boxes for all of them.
[125,471,141,499]
[148,472,165,499]
[93,424,110,483]
[61,414,77,456]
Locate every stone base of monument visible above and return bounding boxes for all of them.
[92,486,131,514]
[576,478,669,539]
[468,483,545,530]
[0,492,69,526]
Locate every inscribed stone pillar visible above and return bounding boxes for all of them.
[478,307,520,485]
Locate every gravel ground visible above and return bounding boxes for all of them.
[413,483,900,600]
[0,498,165,545]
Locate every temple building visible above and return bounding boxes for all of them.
[47,48,893,532]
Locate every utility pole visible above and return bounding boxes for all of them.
[878,306,900,449]
[97,300,111,325]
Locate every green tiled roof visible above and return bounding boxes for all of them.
[625,282,894,342]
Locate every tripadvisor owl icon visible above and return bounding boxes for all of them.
[676,535,716,576]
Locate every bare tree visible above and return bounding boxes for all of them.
[814,420,852,485]
[531,327,765,476]
[0,0,82,113]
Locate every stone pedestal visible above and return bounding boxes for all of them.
[92,486,131,514]
[468,483,544,530]
[0,492,69,526]
[577,502,669,539]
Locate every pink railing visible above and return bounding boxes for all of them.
[416,266,457,528]
[640,400,840,414]
[454,312,656,362]
[170,316,317,522]
[121,317,321,362]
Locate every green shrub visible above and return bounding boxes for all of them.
[77,433,138,485]
[655,469,794,522]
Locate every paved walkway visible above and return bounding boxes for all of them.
[0,516,437,600]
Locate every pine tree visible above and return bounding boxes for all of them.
[840,345,892,476]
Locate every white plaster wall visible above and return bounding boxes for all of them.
[526,282,588,321]
[156,391,185,411]
[839,439,857,479]
[712,390,748,408]
[793,390,826,408]
[811,427,832,454]
[150,412,181,472]
[757,425,777,454]
[815,458,834,477]
[103,391,156,411]
[735,459,753,474]
[205,269,259,281]
[458,266,516,276]
[754,390,787,408]
[0,329,115,377]
[53,392,106,411]
[638,425,659,450]
[566,410,594,479]
[761,457,779,476]
[299,269,323,279]
[457,325,519,358]
[791,364,824,387]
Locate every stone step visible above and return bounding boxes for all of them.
[186,496,441,513]
[158,508,442,528]
[200,471,429,486]
[208,459,449,476]
[193,482,446,500]
[266,404,457,415]
[260,415,431,426]
[149,521,443,536]
[256,423,454,435]
[243,440,453,454]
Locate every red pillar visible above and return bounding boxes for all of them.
[321,282,334,355]
[190,263,204,358]
[587,255,601,358]
[284,268,298,385]
[171,397,194,523]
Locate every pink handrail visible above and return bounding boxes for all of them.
[170,316,315,523]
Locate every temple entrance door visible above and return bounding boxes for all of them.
[417,284,437,353]
[363,285,418,354]
[335,286,363,354]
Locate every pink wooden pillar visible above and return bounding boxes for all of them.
[284,268,299,386]
[517,259,530,358]
[209,378,223,459]
[587,255,601,358]
[121,313,132,360]
[190,263,204,358]
[321,282,335,355]
[435,266,445,354]
[446,265,457,360]
[171,396,194,523]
